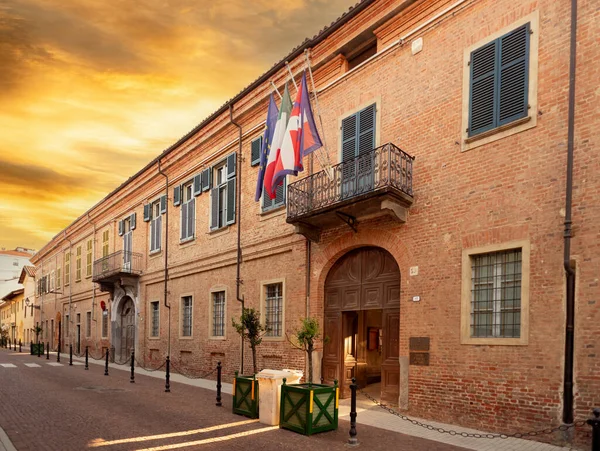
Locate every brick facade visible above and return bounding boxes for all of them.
[30,0,598,446]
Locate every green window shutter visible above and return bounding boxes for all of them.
[143,204,151,222]
[130,213,136,230]
[469,40,498,136]
[262,189,273,210]
[274,179,286,207]
[160,195,167,214]
[173,185,181,206]
[210,187,219,230]
[498,23,529,126]
[341,114,357,163]
[118,220,124,236]
[227,153,236,179]
[193,174,202,196]
[226,178,236,225]
[357,104,376,155]
[201,168,211,192]
[251,137,262,166]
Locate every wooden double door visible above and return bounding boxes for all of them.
[323,247,400,403]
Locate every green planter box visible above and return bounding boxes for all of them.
[31,343,44,355]
[280,380,339,436]
[232,373,259,419]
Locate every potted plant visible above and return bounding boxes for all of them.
[31,326,44,355]
[280,317,338,436]
[231,308,268,419]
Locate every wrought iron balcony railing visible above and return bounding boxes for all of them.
[92,250,142,282]
[287,143,414,221]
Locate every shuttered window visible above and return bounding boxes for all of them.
[469,23,530,137]
[341,104,376,198]
[180,182,195,241]
[262,179,286,212]
[86,240,92,277]
[251,136,262,166]
[64,253,70,286]
[210,153,237,230]
[150,201,162,252]
[75,246,82,282]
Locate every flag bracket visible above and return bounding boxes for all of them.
[336,211,358,233]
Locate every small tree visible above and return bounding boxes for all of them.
[288,317,327,385]
[232,308,268,375]
[34,325,42,343]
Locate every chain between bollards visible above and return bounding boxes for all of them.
[215,361,222,407]
[104,348,109,376]
[348,377,359,446]
[130,350,135,383]
[69,344,73,366]
[85,346,89,370]
[46,342,49,360]
[165,356,170,392]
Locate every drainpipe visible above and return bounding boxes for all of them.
[87,214,97,333]
[229,103,245,375]
[157,159,171,361]
[64,231,73,350]
[562,0,578,426]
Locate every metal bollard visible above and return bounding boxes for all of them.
[30,342,33,355]
[588,408,600,451]
[13,339,16,351]
[348,377,358,446]
[46,342,49,360]
[85,346,89,370]
[69,344,73,366]
[104,349,109,376]
[216,361,222,407]
[165,356,170,393]
[130,350,135,383]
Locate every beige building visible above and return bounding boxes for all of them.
[1,288,24,344]
[19,266,36,344]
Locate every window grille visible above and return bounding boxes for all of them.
[212,291,225,337]
[182,296,193,337]
[265,283,283,337]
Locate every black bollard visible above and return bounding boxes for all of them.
[69,344,73,366]
[46,342,49,360]
[348,377,358,446]
[130,350,135,383]
[104,349,109,376]
[30,342,33,355]
[216,361,222,407]
[13,339,16,351]
[588,408,600,451]
[85,346,89,370]
[37,341,41,358]
[165,356,170,393]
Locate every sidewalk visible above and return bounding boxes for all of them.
[67,352,575,451]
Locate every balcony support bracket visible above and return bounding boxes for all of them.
[295,223,322,243]
[336,211,358,233]
[381,199,408,223]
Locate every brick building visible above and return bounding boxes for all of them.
[30,0,598,445]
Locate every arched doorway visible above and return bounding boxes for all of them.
[55,312,61,351]
[118,297,135,362]
[323,247,400,403]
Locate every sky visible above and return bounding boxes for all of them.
[0,0,356,251]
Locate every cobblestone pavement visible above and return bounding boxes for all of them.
[0,349,469,451]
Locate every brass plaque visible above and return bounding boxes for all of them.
[409,337,430,351]
[410,352,430,366]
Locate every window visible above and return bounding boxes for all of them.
[86,239,92,277]
[262,179,286,212]
[64,252,70,285]
[150,301,159,337]
[56,268,61,289]
[181,296,193,337]
[211,291,225,337]
[102,230,109,257]
[86,312,91,337]
[101,311,108,338]
[50,271,55,292]
[250,136,262,166]
[76,246,82,281]
[120,216,133,269]
[65,315,70,338]
[76,313,80,325]
[264,283,283,337]
[180,182,195,241]
[461,241,530,345]
[210,153,236,230]
[145,197,166,252]
[341,104,376,197]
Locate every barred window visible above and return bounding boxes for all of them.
[86,312,91,337]
[150,301,159,337]
[265,283,283,337]
[181,296,193,337]
[471,249,522,338]
[101,311,108,338]
[212,291,225,337]
[65,315,70,338]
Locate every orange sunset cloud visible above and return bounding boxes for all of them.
[0,0,357,250]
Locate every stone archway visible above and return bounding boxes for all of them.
[322,246,400,403]
[112,293,137,363]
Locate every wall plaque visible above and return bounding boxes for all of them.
[409,337,430,352]
[409,352,430,366]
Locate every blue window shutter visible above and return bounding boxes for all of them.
[262,189,273,210]
[210,187,219,230]
[227,153,236,179]
[341,113,357,162]
[251,137,262,166]
[143,204,151,222]
[181,202,187,240]
[226,178,236,225]
[160,195,167,214]
[274,178,286,207]
[130,213,136,230]
[357,104,376,155]
[118,220,124,236]
[469,40,498,136]
[498,23,529,126]
[201,168,211,192]
[173,185,181,206]
[193,174,202,196]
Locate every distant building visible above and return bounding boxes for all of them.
[1,288,24,343]
[0,249,33,299]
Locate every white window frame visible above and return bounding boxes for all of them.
[209,288,227,339]
[212,162,228,230]
[180,182,196,242]
[260,278,285,341]
[150,200,163,253]
[180,294,193,339]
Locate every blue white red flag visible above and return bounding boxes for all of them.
[255,93,279,202]
[271,71,322,195]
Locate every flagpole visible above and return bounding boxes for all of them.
[270,81,282,100]
[284,61,298,91]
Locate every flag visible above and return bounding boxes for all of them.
[263,84,293,200]
[271,71,322,194]
[254,93,279,202]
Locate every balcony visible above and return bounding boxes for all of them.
[92,250,142,284]
[287,143,414,242]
